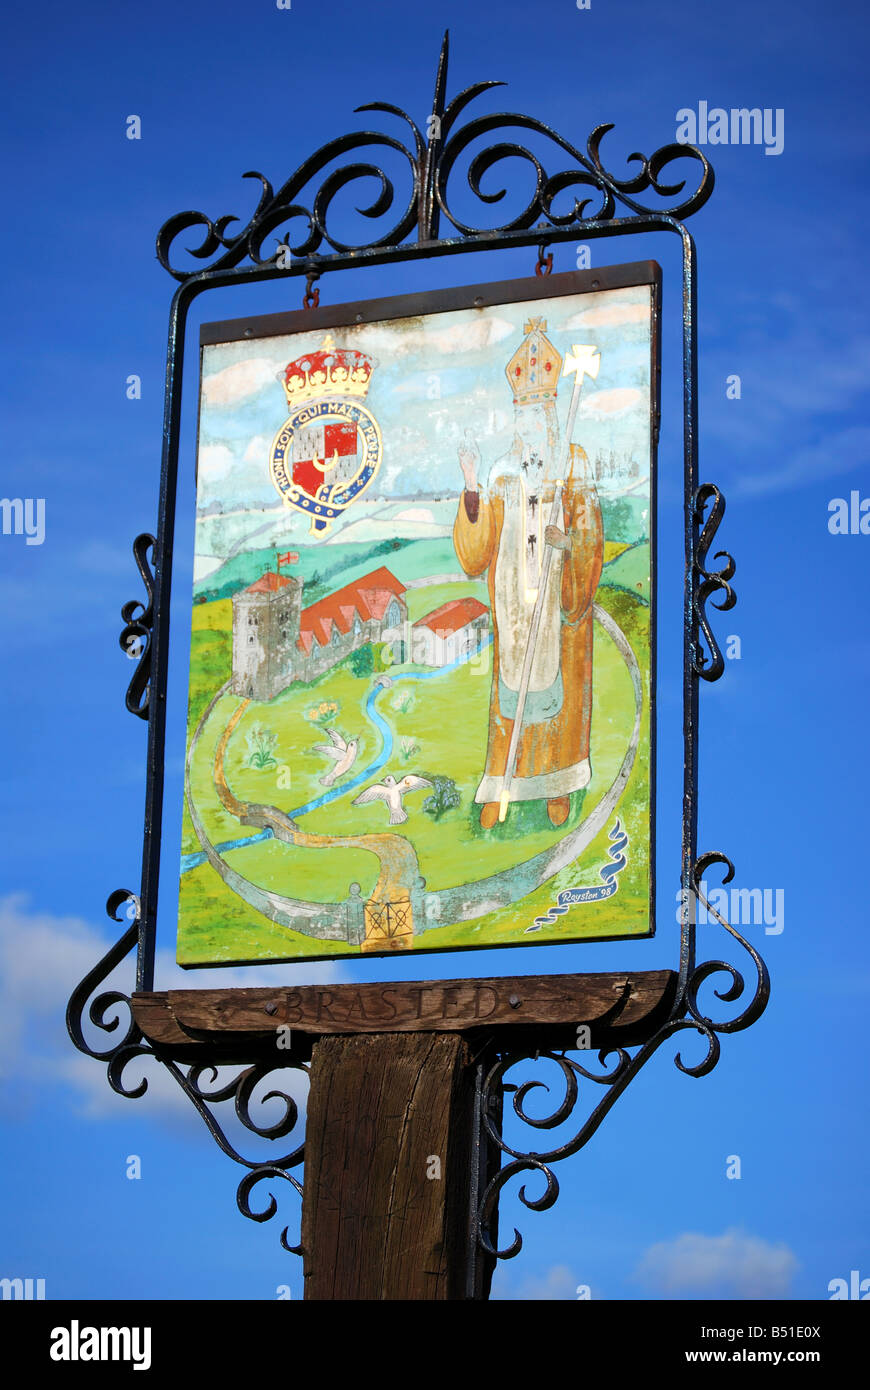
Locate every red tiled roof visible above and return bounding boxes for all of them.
[414,597,488,638]
[297,566,406,652]
[245,571,294,594]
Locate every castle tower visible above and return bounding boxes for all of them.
[232,572,303,702]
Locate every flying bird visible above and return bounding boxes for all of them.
[311,727,359,786]
[352,773,433,825]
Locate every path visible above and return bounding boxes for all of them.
[211,697,423,907]
[180,636,493,873]
[182,607,641,940]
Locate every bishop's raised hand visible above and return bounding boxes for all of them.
[458,433,480,493]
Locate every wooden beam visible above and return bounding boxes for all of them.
[301,1032,487,1300]
[131,970,676,1053]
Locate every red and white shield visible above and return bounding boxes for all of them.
[291,418,359,499]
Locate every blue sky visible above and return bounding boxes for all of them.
[1,0,868,1301]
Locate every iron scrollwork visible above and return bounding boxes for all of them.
[66,891,307,1254]
[478,853,770,1260]
[119,534,156,720]
[156,31,713,281]
[693,483,736,681]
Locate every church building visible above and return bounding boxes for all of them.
[231,565,407,701]
[411,596,489,667]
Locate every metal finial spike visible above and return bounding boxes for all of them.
[419,31,450,242]
[432,30,449,122]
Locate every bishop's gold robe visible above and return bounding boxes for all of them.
[454,474,603,806]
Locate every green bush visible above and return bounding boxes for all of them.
[348,644,375,677]
[420,773,461,821]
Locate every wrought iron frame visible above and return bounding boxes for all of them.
[67,31,768,1281]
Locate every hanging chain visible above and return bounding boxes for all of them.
[303,266,321,310]
[535,242,553,277]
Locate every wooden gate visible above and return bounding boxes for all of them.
[363,898,413,951]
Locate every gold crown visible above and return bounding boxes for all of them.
[505,318,563,404]
[282,334,374,407]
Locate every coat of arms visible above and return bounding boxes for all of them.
[269,334,382,534]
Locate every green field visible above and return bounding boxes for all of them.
[179,564,652,965]
[600,540,651,603]
[196,534,463,603]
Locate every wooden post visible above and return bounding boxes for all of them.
[302,1032,487,1300]
[131,970,676,1300]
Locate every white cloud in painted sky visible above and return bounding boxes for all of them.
[201,356,283,408]
[192,289,654,507]
[578,386,645,420]
[242,434,272,465]
[360,315,516,359]
[199,317,518,414]
[564,301,650,330]
[197,442,237,484]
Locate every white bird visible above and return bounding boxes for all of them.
[352,773,433,825]
[312,727,359,786]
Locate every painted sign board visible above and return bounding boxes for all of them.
[179,264,660,965]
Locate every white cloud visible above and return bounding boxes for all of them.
[0,893,104,1070]
[197,443,237,484]
[360,316,515,359]
[201,357,282,408]
[243,434,272,465]
[564,302,649,329]
[704,295,870,497]
[53,1047,312,1139]
[728,425,870,498]
[746,331,870,418]
[491,1262,597,1301]
[514,1264,582,1300]
[578,387,644,420]
[0,894,347,1136]
[196,439,280,508]
[632,1228,799,1298]
[395,507,435,524]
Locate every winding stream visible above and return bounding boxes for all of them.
[180,636,493,874]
